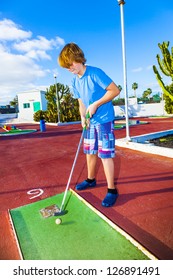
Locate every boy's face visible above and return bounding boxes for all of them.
[68,62,84,75]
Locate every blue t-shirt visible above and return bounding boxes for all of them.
[72,65,115,124]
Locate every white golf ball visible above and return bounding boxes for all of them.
[55,218,62,225]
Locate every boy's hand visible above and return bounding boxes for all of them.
[86,102,98,118]
[81,116,86,128]
[81,113,90,129]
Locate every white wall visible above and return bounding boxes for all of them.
[0,113,17,123]
[114,101,168,118]
[40,91,47,110]
[18,90,47,121]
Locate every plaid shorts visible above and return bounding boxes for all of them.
[83,121,115,159]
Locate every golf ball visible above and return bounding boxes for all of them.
[55,218,62,225]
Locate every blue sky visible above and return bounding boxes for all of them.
[0,0,173,105]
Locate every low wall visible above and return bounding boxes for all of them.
[0,103,171,124]
[0,113,18,123]
[114,101,169,118]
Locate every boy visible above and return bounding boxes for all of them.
[58,43,120,207]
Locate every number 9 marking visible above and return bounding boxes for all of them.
[27,188,44,199]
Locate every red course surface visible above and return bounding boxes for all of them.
[0,117,173,260]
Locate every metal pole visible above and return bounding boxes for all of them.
[117,0,131,141]
[54,74,61,123]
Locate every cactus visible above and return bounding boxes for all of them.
[153,41,173,102]
[56,83,70,101]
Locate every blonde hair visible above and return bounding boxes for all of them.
[58,43,86,68]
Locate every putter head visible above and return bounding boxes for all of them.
[54,209,68,216]
[40,204,60,218]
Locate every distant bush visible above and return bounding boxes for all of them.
[33,110,48,122]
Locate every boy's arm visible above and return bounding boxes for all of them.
[78,99,88,128]
[86,82,120,118]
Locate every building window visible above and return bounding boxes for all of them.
[23,103,30,108]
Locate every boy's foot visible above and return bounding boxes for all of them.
[76,179,96,191]
[102,193,119,207]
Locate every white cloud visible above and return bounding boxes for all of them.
[146,65,153,70]
[0,18,65,104]
[0,48,47,103]
[0,50,45,82]
[0,18,32,41]
[14,35,64,52]
[13,35,64,60]
[25,50,51,60]
[131,67,143,73]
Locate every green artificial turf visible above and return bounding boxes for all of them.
[114,124,125,129]
[10,192,149,260]
[114,121,148,130]
[0,129,37,136]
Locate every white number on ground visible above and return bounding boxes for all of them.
[27,188,44,199]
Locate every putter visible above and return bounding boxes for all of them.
[39,130,84,218]
[54,113,91,216]
[54,129,85,216]
[40,113,90,218]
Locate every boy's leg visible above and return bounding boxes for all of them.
[76,126,97,191]
[101,158,115,189]
[86,153,97,179]
[98,122,118,207]
[101,157,118,207]
[75,155,97,190]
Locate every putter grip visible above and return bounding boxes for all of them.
[84,112,90,130]
[86,111,90,119]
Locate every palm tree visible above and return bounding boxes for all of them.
[142,88,152,99]
[132,82,138,97]
[146,88,152,99]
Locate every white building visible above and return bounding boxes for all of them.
[18,89,47,121]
